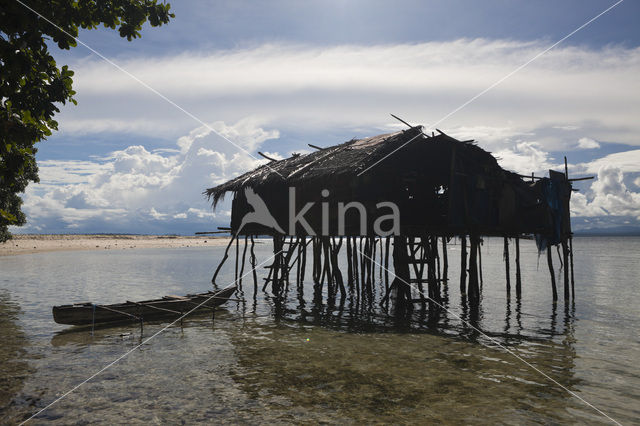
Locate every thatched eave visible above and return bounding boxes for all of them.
[205,126,520,209]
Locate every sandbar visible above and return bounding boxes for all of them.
[0,234,231,256]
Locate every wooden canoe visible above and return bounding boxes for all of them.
[52,286,237,326]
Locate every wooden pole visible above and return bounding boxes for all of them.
[408,238,425,301]
[460,235,467,294]
[515,236,522,298]
[370,237,375,290]
[562,239,570,300]
[441,237,448,284]
[272,236,283,295]
[468,235,479,303]
[212,233,237,284]
[234,235,239,284]
[565,156,575,299]
[379,237,384,279]
[478,238,483,289]
[353,237,360,292]
[392,236,412,313]
[300,238,307,285]
[346,237,354,286]
[430,236,441,302]
[435,236,441,286]
[238,235,248,288]
[250,236,258,293]
[331,238,346,297]
[359,237,366,289]
[569,236,575,299]
[296,239,302,285]
[547,246,558,302]
[312,237,321,284]
[384,237,390,289]
[504,237,511,296]
[321,237,331,287]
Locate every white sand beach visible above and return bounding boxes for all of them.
[0,234,231,256]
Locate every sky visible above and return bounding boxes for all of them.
[11,0,640,235]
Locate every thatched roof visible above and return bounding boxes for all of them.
[205,127,513,208]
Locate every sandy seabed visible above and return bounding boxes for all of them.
[0,234,232,256]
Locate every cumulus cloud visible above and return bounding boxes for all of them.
[15,119,278,234]
[493,141,556,175]
[577,137,600,149]
[576,149,640,175]
[571,166,640,220]
[37,160,113,187]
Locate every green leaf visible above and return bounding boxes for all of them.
[0,209,18,223]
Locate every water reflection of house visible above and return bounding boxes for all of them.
[207,127,576,310]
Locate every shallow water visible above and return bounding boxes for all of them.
[0,237,638,424]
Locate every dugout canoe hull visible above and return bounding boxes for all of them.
[52,286,237,326]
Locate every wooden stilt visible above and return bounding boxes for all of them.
[379,237,384,279]
[562,239,570,300]
[353,237,360,293]
[331,238,346,297]
[371,237,377,282]
[296,239,302,285]
[504,237,510,296]
[460,235,467,294]
[515,237,522,298]
[435,236,441,286]
[408,237,426,302]
[212,233,237,284]
[547,245,558,302]
[250,236,258,293]
[477,238,483,289]
[429,236,441,302]
[441,237,448,285]
[359,237,366,289]
[392,236,412,313]
[569,236,575,299]
[262,260,274,292]
[272,236,284,295]
[564,155,575,299]
[299,238,307,285]
[282,237,300,287]
[235,235,240,284]
[346,237,354,286]
[468,235,479,303]
[321,237,331,287]
[238,235,248,288]
[312,237,321,284]
[364,238,371,292]
[384,237,390,289]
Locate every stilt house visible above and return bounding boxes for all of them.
[206,127,576,309]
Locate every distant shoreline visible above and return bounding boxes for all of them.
[2,232,637,257]
[0,234,232,256]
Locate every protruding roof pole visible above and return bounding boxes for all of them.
[390,113,413,129]
[258,151,277,162]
